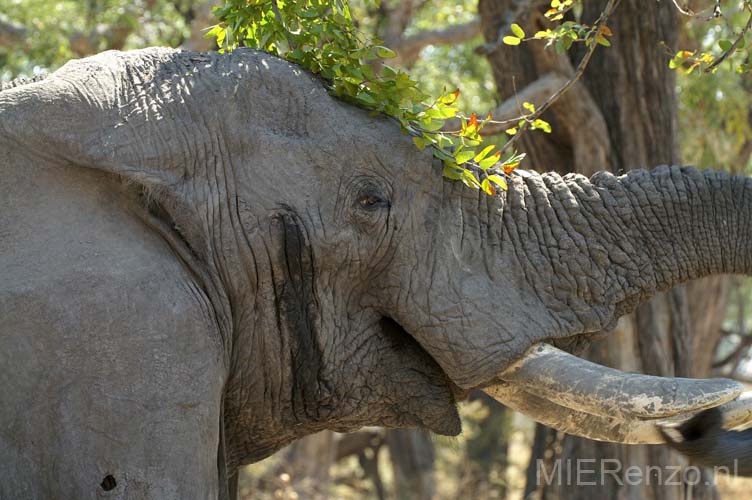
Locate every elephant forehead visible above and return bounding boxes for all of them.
[221,52,425,162]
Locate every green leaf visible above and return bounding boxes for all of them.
[204,24,223,39]
[479,153,501,170]
[426,106,458,119]
[421,119,445,132]
[356,91,376,105]
[502,36,521,46]
[719,39,733,52]
[455,150,476,164]
[555,37,566,54]
[532,118,552,133]
[511,23,526,39]
[374,46,397,58]
[344,65,365,80]
[300,9,322,18]
[474,145,496,163]
[442,164,463,180]
[412,136,427,150]
[486,174,508,191]
[433,149,454,162]
[461,171,481,189]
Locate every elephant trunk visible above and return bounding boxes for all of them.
[505,165,752,323]
[592,165,750,304]
[485,165,752,444]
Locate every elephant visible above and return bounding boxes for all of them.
[2,47,752,498]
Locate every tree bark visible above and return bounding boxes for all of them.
[275,431,337,499]
[464,392,510,499]
[181,0,219,52]
[385,429,436,500]
[478,1,730,498]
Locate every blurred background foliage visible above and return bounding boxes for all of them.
[4,1,752,498]
[677,1,752,171]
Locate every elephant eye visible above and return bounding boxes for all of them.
[357,192,390,211]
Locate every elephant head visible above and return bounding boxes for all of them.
[2,47,750,473]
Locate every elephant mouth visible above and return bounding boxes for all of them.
[483,343,752,444]
[379,316,464,435]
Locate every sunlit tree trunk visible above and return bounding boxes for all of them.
[386,429,436,500]
[464,392,510,499]
[478,1,729,498]
[275,431,337,499]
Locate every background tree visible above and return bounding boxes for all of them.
[0,0,217,79]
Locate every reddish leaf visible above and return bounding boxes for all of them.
[598,25,613,37]
[481,178,496,196]
[503,162,520,174]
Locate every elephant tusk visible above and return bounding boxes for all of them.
[487,382,752,444]
[712,391,752,431]
[486,343,752,444]
[485,382,667,444]
[497,343,743,420]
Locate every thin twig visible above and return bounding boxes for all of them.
[671,0,696,16]
[705,4,752,72]
[496,0,620,158]
[712,332,752,369]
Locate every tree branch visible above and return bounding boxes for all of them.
[391,19,481,66]
[712,331,752,369]
[705,5,752,72]
[495,0,620,158]
[443,72,569,135]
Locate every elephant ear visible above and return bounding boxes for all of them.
[0,48,241,267]
[0,48,219,192]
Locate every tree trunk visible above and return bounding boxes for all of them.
[478,1,729,498]
[335,430,387,500]
[385,429,436,500]
[464,392,510,499]
[275,431,337,499]
[181,1,219,52]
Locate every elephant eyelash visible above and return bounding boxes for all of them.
[357,194,390,210]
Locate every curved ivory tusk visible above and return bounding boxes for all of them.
[485,383,666,444]
[499,343,743,419]
[653,392,752,431]
[713,391,752,430]
[486,385,752,444]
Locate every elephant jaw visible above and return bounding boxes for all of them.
[484,343,752,444]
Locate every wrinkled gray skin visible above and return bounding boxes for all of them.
[1,48,751,499]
